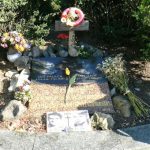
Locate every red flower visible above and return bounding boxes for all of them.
[57,33,69,39]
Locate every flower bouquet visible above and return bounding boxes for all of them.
[14,80,31,105]
[0,31,30,62]
[98,54,150,117]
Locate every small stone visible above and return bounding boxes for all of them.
[32,46,42,58]
[47,45,54,55]
[113,95,131,117]
[0,100,27,121]
[1,61,6,65]
[47,45,56,57]
[7,119,21,131]
[50,53,56,57]
[134,88,140,91]
[5,70,18,78]
[69,46,78,57]
[91,112,115,130]
[58,47,68,57]
[110,87,116,97]
[14,56,29,68]
[43,50,50,58]
[8,74,20,92]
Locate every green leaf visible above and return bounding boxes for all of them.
[69,74,77,85]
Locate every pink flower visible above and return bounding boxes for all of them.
[15,36,21,42]
[1,43,8,48]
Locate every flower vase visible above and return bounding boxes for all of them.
[7,47,22,62]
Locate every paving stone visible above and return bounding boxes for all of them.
[33,131,123,150]
[117,124,150,150]
[0,130,35,150]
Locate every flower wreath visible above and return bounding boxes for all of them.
[61,7,85,27]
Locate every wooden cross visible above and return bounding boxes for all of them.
[55,20,89,57]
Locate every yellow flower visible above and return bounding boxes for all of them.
[3,32,9,37]
[18,46,25,52]
[14,44,19,51]
[14,44,25,52]
[65,67,70,76]
[19,33,23,37]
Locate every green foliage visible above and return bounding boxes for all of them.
[77,47,92,58]
[75,0,138,43]
[69,74,77,85]
[16,11,49,46]
[140,43,150,61]
[133,0,150,60]
[0,0,50,46]
[0,0,27,34]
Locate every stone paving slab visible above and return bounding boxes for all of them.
[33,131,123,150]
[117,124,150,150]
[0,124,150,150]
[0,130,36,150]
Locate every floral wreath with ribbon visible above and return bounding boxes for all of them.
[61,7,85,27]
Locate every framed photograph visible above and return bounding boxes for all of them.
[47,110,92,132]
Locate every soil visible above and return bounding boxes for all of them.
[0,46,149,133]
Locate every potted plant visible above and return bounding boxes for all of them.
[0,31,31,62]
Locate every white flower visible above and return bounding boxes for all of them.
[66,19,74,26]
[23,85,30,91]
[61,17,67,23]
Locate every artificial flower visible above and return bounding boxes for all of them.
[15,37,21,42]
[61,17,67,23]
[14,44,19,50]
[57,33,69,39]
[3,33,9,37]
[65,67,70,76]
[0,31,30,53]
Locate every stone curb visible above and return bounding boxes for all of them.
[0,124,150,150]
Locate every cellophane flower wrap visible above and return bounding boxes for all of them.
[0,31,30,53]
[97,54,150,117]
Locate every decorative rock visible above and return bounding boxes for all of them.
[8,74,20,92]
[0,100,27,121]
[58,47,68,57]
[5,70,18,78]
[16,68,30,87]
[32,46,42,58]
[134,88,140,91]
[79,43,95,53]
[69,46,78,57]
[47,45,54,54]
[50,53,57,57]
[110,87,116,97]
[91,112,115,130]
[14,56,29,68]
[8,68,30,92]
[43,50,50,58]
[47,45,56,57]
[113,95,131,117]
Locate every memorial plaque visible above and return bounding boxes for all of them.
[31,57,106,84]
[29,57,114,117]
[47,110,92,132]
